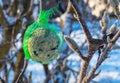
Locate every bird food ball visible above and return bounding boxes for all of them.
[23,22,63,64]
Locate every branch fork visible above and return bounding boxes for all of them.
[67,0,120,83]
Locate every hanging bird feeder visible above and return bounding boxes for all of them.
[23,8,63,64]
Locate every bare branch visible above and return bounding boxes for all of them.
[109,29,120,46]
[92,70,101,79]
[15,59,28,83]
[77,50,96,83]
[70,0,92,42]
[28,72,32,83]
[22,0,33,17]
[86,29,120,82]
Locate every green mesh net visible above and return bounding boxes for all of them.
[23,16,63,64]
[23,7,63,64]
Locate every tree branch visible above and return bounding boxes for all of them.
[70,0,92,42]
[77,50,96,83]
[86,29,120,82]
[68,1,120,83]
[15,59,28,83]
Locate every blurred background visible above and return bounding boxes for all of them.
[0,0,120,83]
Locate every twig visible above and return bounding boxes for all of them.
[22,0,33,17]
[43,64,49,77]
[69,0,108,83]
[15,59,28,83]
[56,0,66,13]
[70,0,92,43]
[69,0,96,82]
[28,72,32,83]
[38,0,42,17]
[86,29,120,82]
[5,64,8,83]
[77,50,96,83]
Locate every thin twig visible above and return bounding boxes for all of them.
[70,0,92,43]
[5,64,8,83]
[69,0,107,83]
[69,0,96,82]
[77,50,96,83]
[28,72,32,83]
[22,0,33,17]
[15,59,28,83]
[86,29,120,82]
[38,0,42,16]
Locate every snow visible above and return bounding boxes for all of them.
[26,60,46,83]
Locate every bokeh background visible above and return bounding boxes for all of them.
[0,0,120,83]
